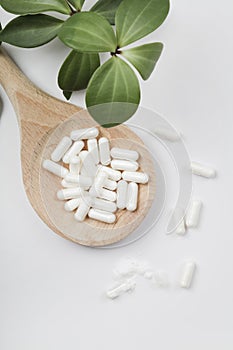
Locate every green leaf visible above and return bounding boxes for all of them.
[68,0,85,11]
[58,12,117,53]
[58,50,100,91]
[116,0,170,47]
[122,42,163,80]
[0,15,63,48]
[63,91,72,100]
[0,0,71,15]
[90,0,123,25]
[86,56,140,127]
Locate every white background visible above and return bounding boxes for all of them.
[1,0,233,348]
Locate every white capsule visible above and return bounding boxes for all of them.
[87,139,99,164]
[122,171,149,184]
[69,156,81,174]
[99,137,111,165]
[103,178,117,191]
[173,207,186,235]
[57,187,83,200]
[186,200,202,228]
[180,261,196,289]
[61,179,78,188]
[70,127,99,141]
[50,136,72,162]
[100,166,122,181]
[106,279,136,299]
[42,159,68,178]
[153,126,181,142]
[89,171,108,197]
[62,140,84,164]
[88,208,116,224]
[91,198,117,213]
[74,198,91,222]
[126,182,138,211]
[99,188,117,202]
[64,198,82,212]
[117,180,128,209]
[111,159,138,172]
[110,147,139,161]
[79,151,97,177]
[191,161,216,178]
[176,219,186,235]
[65,173,92,188]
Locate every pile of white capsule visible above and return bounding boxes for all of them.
[42,127,149,224]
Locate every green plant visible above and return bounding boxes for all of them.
[0,0,170,126]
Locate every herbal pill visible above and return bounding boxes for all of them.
[74,198,91,222]
[51,136,72,162]
[111,160,138,172]
[154,126,181,142]
[65,173,92,188]
[69,156,81,174]
[64,198,82,212]
[101,166,121,181]
[126,182,138,211]
[87,139,99,164]
[79,151,97,177]
[89,171,108,197]
[57,187,83,200]
[122,171,148,184]
[91,198,117,213]
[43,159,68,178]
[88,208,116,224]
[117,180,128,209]
[111,147,139,161]
[99,137,111,165]
[70,127,99,141]
[186,200,202,228]
[103,178,117,191]
[61,179,78,188]
[180,261,196,289]
[99,188,117,202]
[191,161,216,178]
[62,140,84,164]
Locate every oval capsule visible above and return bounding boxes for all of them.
[99,137,111,165]
[43,160,68,178]
[186,200,202,228]
[117,180,128,209]
[91,198,117,213]
[111,147,139,161]
[180,261,196,289]
[191,162,216,178]
[126,182,138,211]
[111,160,138,172]
[51,136,72,162]
[122,171,149,184]
[70,127,99,141]
[57,187,83,200]
[64,198,82,212]
[63,140,84,164]
[87,139,99,164]
[100,166,122,181]
[88,209,116,224]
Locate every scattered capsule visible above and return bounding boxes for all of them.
[64,198,82,212]
[74,198,91,222]
[88,208,116,224]
[180,261,196,289]
[70,127,99,141]
[110,147,139,161]
[100,166,122,181]
[91,198,117,213]
[62,140,84,164]
[111,160,138,172]
[191,161,216,178]
[43,159,68,178]
[65,173,93,188]
[99,188,117,202]
[61,179,78,188]
[122,171,148,184]
[87,139,99,164]
[153,126,181,142]
[186,200,202,228]
[99,137,111,165]
[126,182,138,211]
[51,136,72,162]
[57,187,83,200]
[79,151,97,177]
[103,178,117,191]
[117,180,128,209]
[106,279,136,299]
[69,156,81,174]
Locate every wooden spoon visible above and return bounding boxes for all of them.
[0,47,156,246]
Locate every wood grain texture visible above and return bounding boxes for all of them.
[0,47,156,246]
